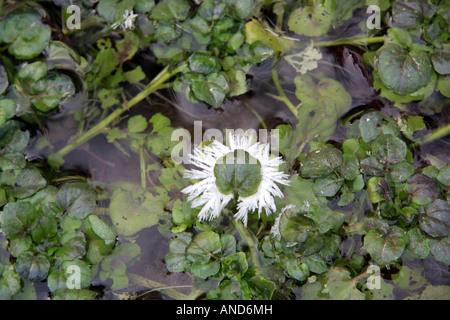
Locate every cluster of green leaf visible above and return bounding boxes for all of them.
[370,0,450,103]
[0,119,119,299]
[0,7,80,121]
[150,0,273,108]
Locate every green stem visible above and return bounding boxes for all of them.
[128,273,192,300]
[56,64,186,158]
[231,218,260,268]
[271,64,298,117]
[139,148,146,189]
[315,36,386,47]
[412,123,450,147]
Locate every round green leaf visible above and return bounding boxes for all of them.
[364,226,408,265]
[371,134,407,165]
[214,150,262,198]
[405,173,439,206]
[0,9,51,60]
[0,202,38,240]
[279,206,315,243]
[300,147,343,178]
[0,65,8,95]
[186,230,222,265]
[55,182,96,219]
[377,44,433,96]
[419,199,450,238]
[15,251,50,282]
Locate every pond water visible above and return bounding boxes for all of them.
[1,1,448,300]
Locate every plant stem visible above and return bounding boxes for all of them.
[315,36,386,47]
[271,65,298,117]
[56,63,186,158]
[128,273,192,300]
[139,147,146,189]
[231,218,261,268]
[411,123,450,147]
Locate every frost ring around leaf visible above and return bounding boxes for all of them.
[181,131,290,226]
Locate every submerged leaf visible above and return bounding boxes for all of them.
[377,44,433,95]
[419,199,450,237]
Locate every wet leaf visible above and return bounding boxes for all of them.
[419,199,450,237]
[391,0,436,28]
[150,0,190,22]
[12,167,47,199]
[245,19,293,53]
[0,9,51,60]
[430,237,450,266]
[214,150,262,198]
[56,182,96,219]
[282,256,309,281]
[165,232,192,272]
[15,251,50,282]
[405,173,439,206]
[54,230,86,260]
[407,228,430,259]
[436,165,450,187]
[300,147,343,178]
[288,2,332,37]
[377,44,433,95]
[363,226,408,265]
[371,134,407,165]
[0,65,9,95]
[0,265,21,300]
[109,183,165,236]
[30,74,76,113]
[0,202,38,240]
[279,206,315,243]
[128,115,148,133]
[389,161,415,183]
[51,289,96,300]
[313,175,344,198]
[431,51,450,75]
[358,111,383,143]
[324,267,365,300]
[360,156,385,176]
[88,215,116,245]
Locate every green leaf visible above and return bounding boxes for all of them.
[88,215,116,245]
[391,0,436,28]
[431,51,450,75]
[282,256,309,281]
[307,203,344,234]
[0,265,21,300]
[51,289,96,300]
[288,2,332,37]
[419,199,450,238]
[54,230,86,260]
[55,182,96,219]
[313,175,344,198]
[407,228,430,259]
[300,147,343,178]
[371,134,407,165]
[294,74,352,144]
[358,111,383,143]
[0,202,38,240]
[128,115,148,133]
[0,65,8,95]
[109,183,165,236]
[405,173,439,206]
[279,206,315,243]
[12,167,47,199]
[31,74,76,113]
[124,66,146,84]
[324,267,365,300]
[186,231,222,278]
[436,165,450,187]
[214,150,262,198]
[377,44,433,95]
[188,53,217,74]
[430,237,450,266]
[15,251,50,282]
[165,232,192,272]
[363,226,408,265]
[150,0,190,22]
[198,0,227,20]
[47,259,92,292]
[0,9,51,60]
[389,161,415,182]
